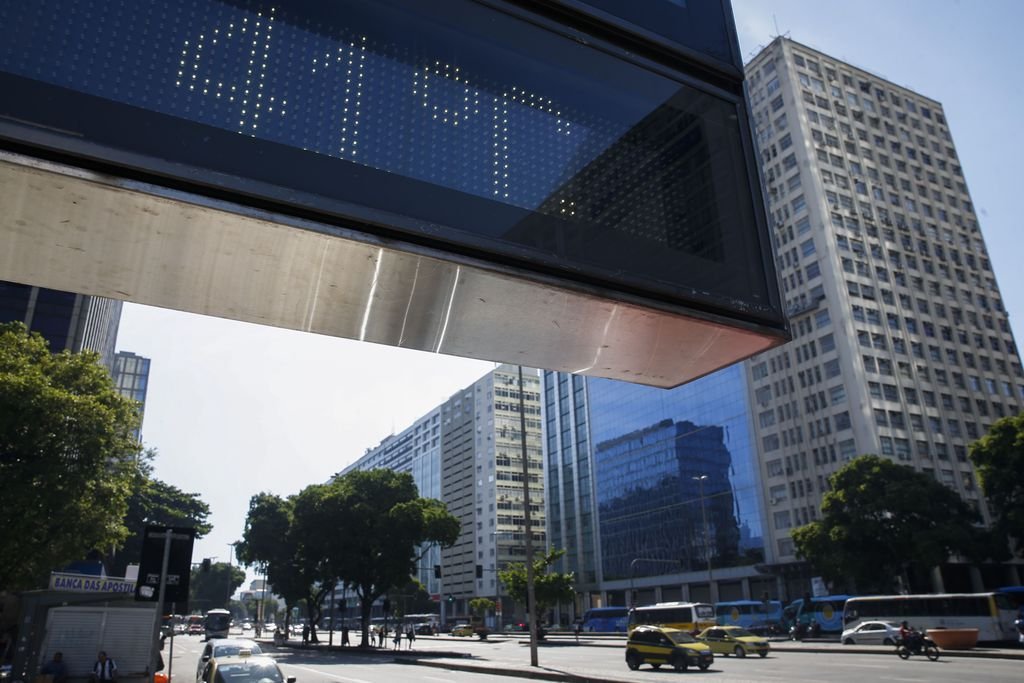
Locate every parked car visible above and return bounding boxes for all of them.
[198,653,293,683]
[625,625,713,672]
[414,623,436,635]
[696,626,770,658]
[841,620,901,646]
[195,639,263,683]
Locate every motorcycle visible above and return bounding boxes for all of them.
[789,622,808,641]
[895,633,939,661]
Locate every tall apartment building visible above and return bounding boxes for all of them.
[745,37,1023,591]
[343,364,544,625]
[0,281,122,370]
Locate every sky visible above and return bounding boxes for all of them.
[114,0,1024,585]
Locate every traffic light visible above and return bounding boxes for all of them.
[447,594,455,604]
[475,564,483,579]
[201,558,211,572]
[434,564,442,579]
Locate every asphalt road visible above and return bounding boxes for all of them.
[164,629,1022,683]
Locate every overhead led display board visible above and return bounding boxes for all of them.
[0,0,787,387]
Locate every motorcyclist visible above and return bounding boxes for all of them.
[898,621,921,651]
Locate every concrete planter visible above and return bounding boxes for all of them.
[925,628,979,650]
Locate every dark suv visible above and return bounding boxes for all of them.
[625,625,714,672]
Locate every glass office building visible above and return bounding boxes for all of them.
[544,364,773,608]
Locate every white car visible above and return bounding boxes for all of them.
[841,620,900,645]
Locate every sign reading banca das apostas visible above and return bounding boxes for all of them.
[49,571,136,594]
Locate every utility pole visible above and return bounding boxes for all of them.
[518,365,538,667]
[692,475,715,603]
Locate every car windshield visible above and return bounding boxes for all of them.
[727,628,756,638]
[667,631,698,644]
[213,663,282,683]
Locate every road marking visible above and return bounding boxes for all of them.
[288,664,374,683]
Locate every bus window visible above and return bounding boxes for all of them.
[581,607,628,632]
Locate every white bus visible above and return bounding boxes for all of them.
[204,608,232,640]
[842,593,1018,643]
[627,602,715,635]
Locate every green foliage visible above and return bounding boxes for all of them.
[969,413,1024,554]
[0,322,142,591]
[189,561,246,612]
[236,492,325,632]
[791,454,982,593]
[469,597,495,617]
[299,469,459,646]
[238,471,459,647]
[498,548,575,622]
[109,449,212,577]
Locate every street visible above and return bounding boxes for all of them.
[162,629,1022,683]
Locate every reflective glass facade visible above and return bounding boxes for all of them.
[545,364,766,591]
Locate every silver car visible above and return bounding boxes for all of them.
[841,620,900,645]
[196,639,263,682]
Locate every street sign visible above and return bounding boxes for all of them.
[134,526,196,608]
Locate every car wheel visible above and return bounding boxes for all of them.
[844,638,855,645]
[698,661,711,671]
[671,654,688,672]
[626,651,642,670]
[883,637,894,646]
[734,645,746,658]
[651,663,661,670]
[758,651,768,658]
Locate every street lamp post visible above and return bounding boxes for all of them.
[692,475,714,603]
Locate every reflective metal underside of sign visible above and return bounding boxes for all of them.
[0,152,782,387]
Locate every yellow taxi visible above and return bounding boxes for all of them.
[450,623,474,637]
[695,625,770,658]
[625,625,714,672]
[199,651,295,683]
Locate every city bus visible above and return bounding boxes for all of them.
[782,595,851,634]
[842,593,1018,643]
[714,600,783,634]
[581,607,629,632]
[204,608,232,640]
[627,602,715,634]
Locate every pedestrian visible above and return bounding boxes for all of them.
[406,626,415,649]
[341,625,350,647]
[301,624,309,645]
[91,651,117,683]
[392,628,401,650]
[377,627,385,648]
[40,652,68,683]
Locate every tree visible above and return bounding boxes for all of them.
[108,449,212,578]
[236,493,327,638]
[189,561,246,613]
[0,322,142,591]
[298,470,459,647]
[498,549,576,627]
[791,455,982,593]
[969,413,1024,554]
